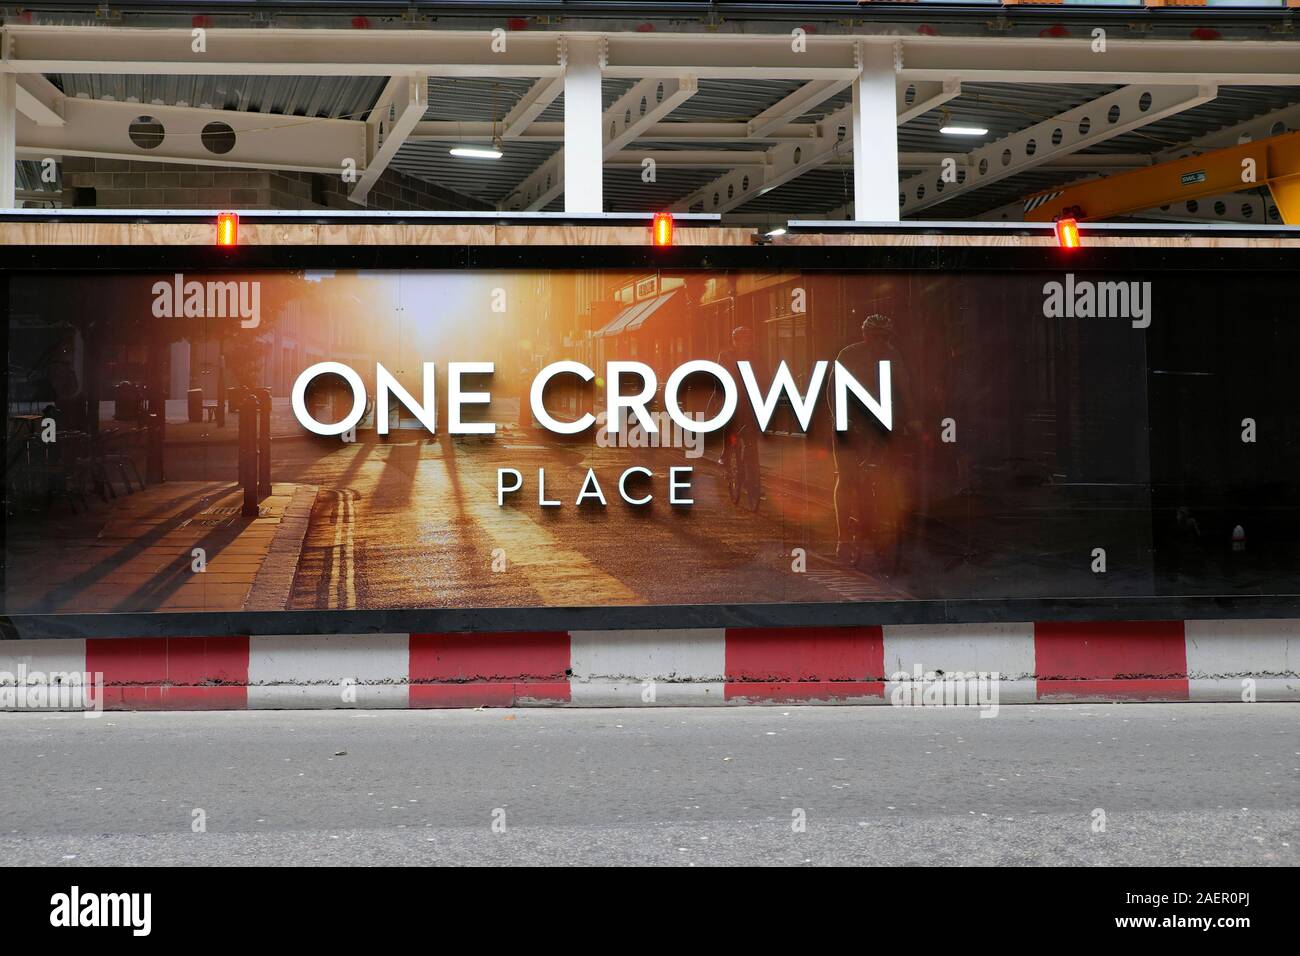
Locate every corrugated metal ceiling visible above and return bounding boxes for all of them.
[53,74,386,118]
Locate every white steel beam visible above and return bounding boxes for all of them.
[986,105,1300,223]
[16,96,367,175]
[748,79,851,140]
[897,78,960,126]
[1158,101,1300,160]
[905,152,1150,172]
[669,51,959,217]
[607,149,768,168]
[1137,190,1280,225]
[604,150,1151,171]
[1,25,565,77]
[350,73,427,205]
[15,75,64,127]
[413,119,811,143]
[895,37,1300,86]
[900,84,1216,216]
[853,42,899,222]
[1111,104,1300,221]
[672,102,853,214]
[1,74,16,207]
[505,76,697,212]
[613,32,1300,85]
[501,75,564,139]
[602,34,862,81]
[505,150,565,212]
[7,27,1300,87]
[563,37,603,214]
[605,76,698,154]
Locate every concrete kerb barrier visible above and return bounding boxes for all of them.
[1,620,1297,711]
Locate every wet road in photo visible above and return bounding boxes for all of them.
[262,431,901,611]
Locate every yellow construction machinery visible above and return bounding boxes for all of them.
[1023,129,1300,225]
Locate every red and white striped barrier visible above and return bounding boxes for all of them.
[1,619,1297,710]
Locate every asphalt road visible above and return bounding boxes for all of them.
[0,703,1295,866]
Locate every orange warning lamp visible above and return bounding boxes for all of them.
[216,211,239,247]
[1055,217,1081,250]
[652,211,673,247]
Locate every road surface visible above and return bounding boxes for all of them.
[0,703,1295,866]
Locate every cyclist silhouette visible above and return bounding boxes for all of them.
[825,313,913,565]
[714,326,763,510]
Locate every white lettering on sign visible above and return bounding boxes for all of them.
[289,360,894,510]
[290,361,893,437]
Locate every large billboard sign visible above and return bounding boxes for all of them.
[4,243,1299,632]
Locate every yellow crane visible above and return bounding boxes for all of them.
[1023,129,1300,225]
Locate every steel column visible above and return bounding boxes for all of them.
[564,37,604,214]
[852,43,899,222]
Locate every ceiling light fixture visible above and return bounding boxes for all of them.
[449,144,503,160]
[450,82,505,159]
[938,107,987,137]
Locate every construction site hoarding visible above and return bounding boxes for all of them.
[3,240,1299,635]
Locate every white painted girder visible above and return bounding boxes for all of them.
[901,84,1216,216]
[15,75,64,127]
[16,96,368,175]
[601,33,863,80]
[603,150,1151,170]
[670,51,949,218]
[563,36,603,214]
[897,78,960,126]
[1158,101,1300,161]
[7,23,1300,221]
[1,25,566,78]
[411,120,816,143]
[896,36,1300,86]
[350,73,427,205]
[504,76,697,212]
[6,26,1300,86]
[852,41,899,221]
[604,76,699,155]
[748,79,851,140]
[672,102,854,214]
[1139,190,1281,225]
[986,103,1300,222]
[1,74,15,207]
[501,76,565,139]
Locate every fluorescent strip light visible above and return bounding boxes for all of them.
[765,227,787,237]
[940,125,988,136]
[449,145,503,160]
